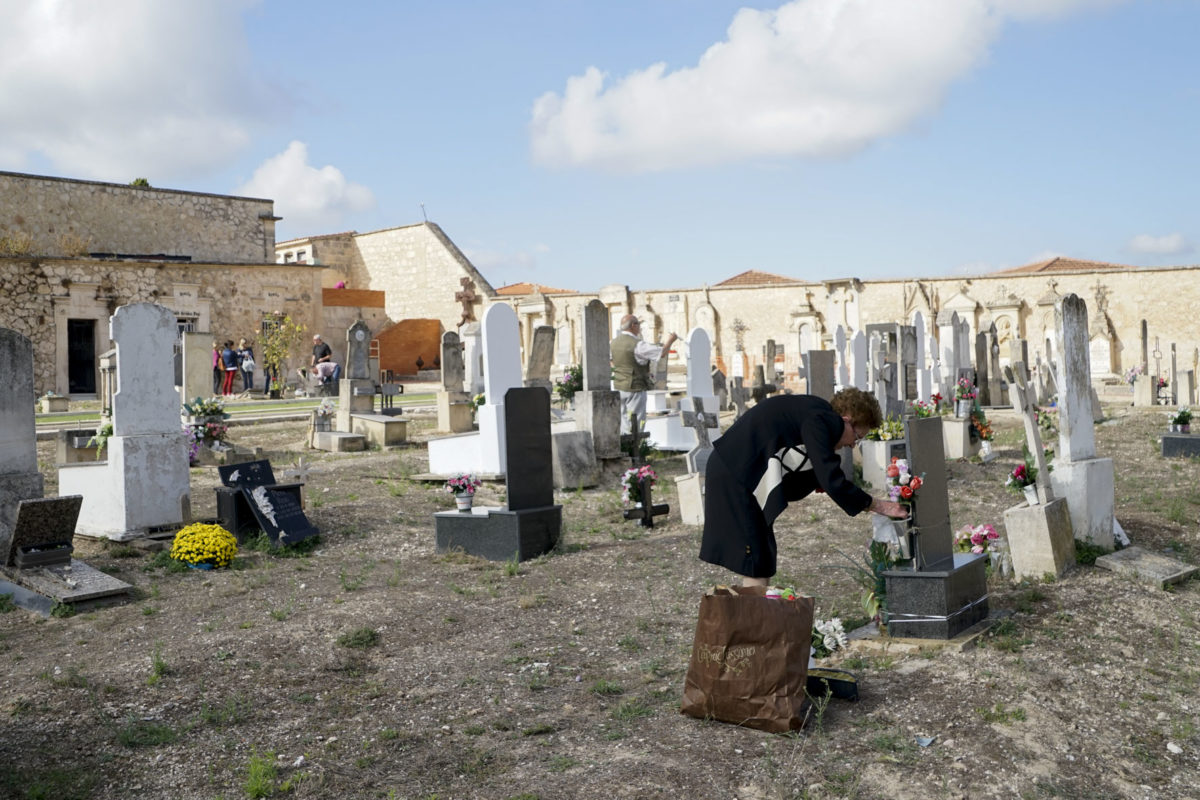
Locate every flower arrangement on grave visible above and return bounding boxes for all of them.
[183,425,201,464]
[970,407,994,441]
[469,393,486,416]
[1004,445,1047,494]
[811,617,849,659]
[1123,365,1143,386]
[908,399,936,418]
[884,456,923,508]
[1168,407,1192,426]
[182,396,229,420]
[87,422,114,459]
[444,473,482,496]
[169,522,238,569]
[863,416,904,441]
[954,523,1001,555]
[554,364,583,407]
[621,465,657,505]
[955,378,976,401]
[317,397,337,417]
[1035,407,1057,437]
[1158,376,1169,390]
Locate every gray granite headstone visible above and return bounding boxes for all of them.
[974,331,990,406]
[0,328,38,476]
[524,325,556,392]
[504,387,554,511]
[582,300,610,392]
[899,325,917,402]
[3,496,82,566]
[441,331,464,392]
[906,416,952,569]
[346,320,371,380]
[711,367,727,410]
[803,350,836,401]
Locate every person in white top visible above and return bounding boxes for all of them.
[610,314,678,435]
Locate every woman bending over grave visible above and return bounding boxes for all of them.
[699,387,908,586]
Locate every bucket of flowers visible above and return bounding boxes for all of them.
[169,523,238,570]
[1168,406,1192,434]
[954,378,976,418]
[445,473,482,511]
[1004,445,1046,506]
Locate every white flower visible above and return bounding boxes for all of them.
[815,618,848,652]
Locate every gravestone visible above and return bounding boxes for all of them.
[576,300,621,457]
[346,320,371,380]
[850,331,868,391]
[215,460,314,545]
[882,417,989,639]
[1170,344,1179,406]
[680,396,718,475]
[1095,546,1198,589]
[434,388,562,561]
[803,350,836,401]
[913,313,931,402]
[524,325,556,394]
[58,304,190,539]
[437,331,473,433]
[0,329,44,539]
[429,303,525,476]
[834,326,850,389]
[730,376,750,419]
[0,496,131,612]
[711,367,728,412]
[181,332,213,403]
[622,477,669,528]
[1002,363,1076,581]
[898,325,917,403]
[645,327,720,451]
[1175,370,1196,407]
[461,321,484,396]
[986,323,1004,406]
[1049,295,1115,550]
[974,331,991,407]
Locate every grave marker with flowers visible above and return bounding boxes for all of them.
[621,464,668,527]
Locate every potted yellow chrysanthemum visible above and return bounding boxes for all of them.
[169,523,238,569]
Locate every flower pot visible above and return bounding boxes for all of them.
[1183,424,1191,434]
[269,389,282,399]
[1022,485,1038,506]
[954,399,972,418]
[455,494,474,512]
[187,562,215,571]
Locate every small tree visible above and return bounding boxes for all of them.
[260,314,306,392]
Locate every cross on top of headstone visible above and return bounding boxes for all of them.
[455,277,478,327]
[680,396,718,474]
[731,318,748,352]
[730,376,750,419]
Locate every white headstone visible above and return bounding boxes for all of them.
[111,304,180,436]
[851,331,868,391]
[914,312,931,402]
[834,325,849,388]
[685,327,714,398]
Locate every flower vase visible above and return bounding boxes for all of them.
[1184,424,1192,434]
[955,399,972,418]
[455,493,474,512]
[980,440,992,457]
[1022,485,1039,506]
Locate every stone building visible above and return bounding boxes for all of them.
[0,170,322,395]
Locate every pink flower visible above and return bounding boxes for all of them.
[972,545,984,554]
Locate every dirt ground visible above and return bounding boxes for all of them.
[0,402,1197,800]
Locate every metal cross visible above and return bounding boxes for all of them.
[622,477,670,528]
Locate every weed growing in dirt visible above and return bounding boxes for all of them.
[144,550,188,573]
[805,683,834,734]
[339,560,376,591]
[268,597,295,621]
[611,697,654,721]
[504,555,521,577]
[976,702,1026,723]
[868,730,919,764]
[199,693,252,727]
[1074,539,1109,565]
[337,627,380,649]
[147,642,170,686]
[590,680,623,696]
[0,765,97,800]
[244,749,278,798]
[241,532,320,558]
[105,543,140,558]
[50,601,76,618]
[116,717,177,747]
[0,593,15,613]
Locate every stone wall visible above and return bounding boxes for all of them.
[0,256,322,394]
[0,171,277,263]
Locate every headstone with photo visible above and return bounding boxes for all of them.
[882,416,989,639]
[1002,362,1075,581]
[1049,295,1115,550]
[58,303,191,539]
[435,387,562,561]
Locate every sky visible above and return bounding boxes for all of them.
[1,0,1197,291]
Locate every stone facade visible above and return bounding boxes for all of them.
[0,171,278,263]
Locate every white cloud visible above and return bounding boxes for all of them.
[1128,233,1194,257]
[530,0,1123,171]
[0,0,282,180]
[236,141,374,234]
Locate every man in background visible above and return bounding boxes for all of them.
[611,314,677,435]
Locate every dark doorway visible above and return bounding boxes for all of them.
[67,318,96,394]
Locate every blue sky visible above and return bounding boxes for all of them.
[1,0,1196,290]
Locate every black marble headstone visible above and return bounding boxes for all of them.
[3,496,82,567]
[240,485,318,546]
[505,387,554,511]
[219,460,279,488]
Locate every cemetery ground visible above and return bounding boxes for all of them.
[2,405,1199,800]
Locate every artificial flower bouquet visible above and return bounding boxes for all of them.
[1004,445,1047,494]
[316,397,337,417]
[182,396,229,419]
[909,399,936,418]
[954,523,1000,555]
[1169,407,1192,426]
[554,364,583,406]
[884,457,923,506]
[445,473,482,496]
[955,377,976,401]
[811,617,848,659]
[170,523,238,569]
[620,465,657,505]
[864,416,904,441]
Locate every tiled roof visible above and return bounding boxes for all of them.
[713,269,801,287]
[991,257,1135,275]
[495,282,576,296]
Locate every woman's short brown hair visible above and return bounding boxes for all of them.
[831,387,882,431]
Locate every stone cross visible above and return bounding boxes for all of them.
[455,277,478,327]
[680,396,718,474]
[622,477,669,528]
[731,318,748,352]
[1005,363,1054,504]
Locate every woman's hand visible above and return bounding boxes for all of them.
[870,498,908,519]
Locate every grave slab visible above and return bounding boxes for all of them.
[1002,497,1075,581]
[313,431,366,452]
[1095,546,1198,588]
[883,553,990,639]
[351,413,408,447]
[1161,433,1200,459]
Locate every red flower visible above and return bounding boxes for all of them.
[886,465,900,477]
[900,486,913,499]
[909,476,922,491]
